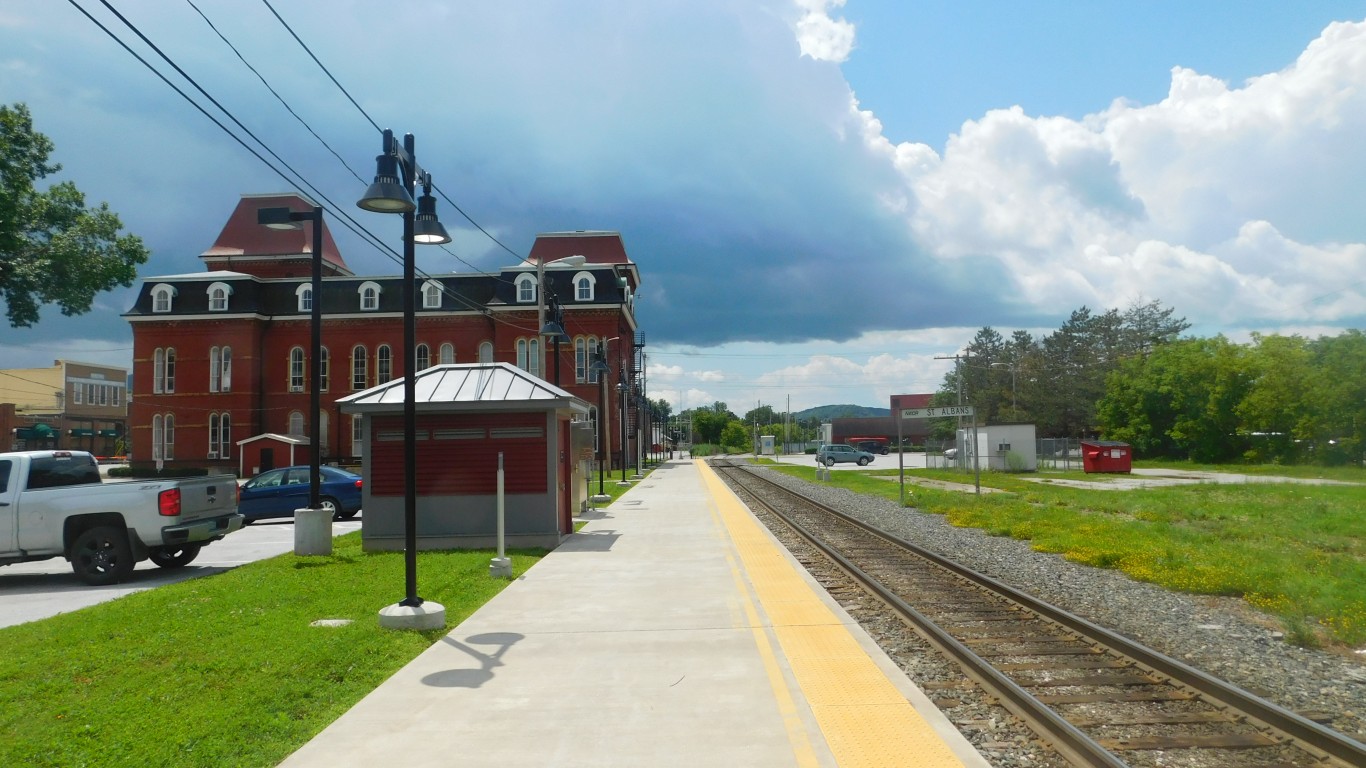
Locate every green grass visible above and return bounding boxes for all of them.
[0,533,544,768]
[769,462,1366,648]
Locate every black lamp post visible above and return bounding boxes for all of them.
[591,342,611,495]
[617,372,628,483]
[540,294,569,385]
[258,204,324,517]
[357,129,451,616]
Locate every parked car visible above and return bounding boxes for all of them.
[815,444,875,467]
[853,440,890,455]
[237,466,363,523]
[0,450,241,585]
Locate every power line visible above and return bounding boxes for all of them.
[259,0,381,134]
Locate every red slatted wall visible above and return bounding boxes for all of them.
[369,412,548,496]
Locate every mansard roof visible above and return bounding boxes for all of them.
[201,193,351,277]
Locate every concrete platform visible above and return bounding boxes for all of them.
[279,458,988,768]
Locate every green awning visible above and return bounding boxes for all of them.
[70,428,95,437]
[31,423,54,436]
[98,429,120,437]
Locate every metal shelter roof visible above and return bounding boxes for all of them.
[336,363,588,415]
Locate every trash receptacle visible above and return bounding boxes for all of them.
[1080,440,1131,473]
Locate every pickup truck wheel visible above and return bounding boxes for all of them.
[149,544,202,569]
[71,526,134,586]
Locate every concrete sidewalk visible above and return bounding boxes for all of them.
[278,458,985,767]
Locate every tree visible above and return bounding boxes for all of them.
[719,420,749,453]
[1,103,149,327]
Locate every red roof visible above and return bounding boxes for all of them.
[526,231,629,267]
[201,193,350,276]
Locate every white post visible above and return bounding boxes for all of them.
[490,452,512,578]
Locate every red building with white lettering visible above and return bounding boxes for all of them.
[124,193,642,476]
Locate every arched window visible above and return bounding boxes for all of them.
[573,271,595,301]
[440,342,455,364]
[207,281,232,311]
[351,415,364,457]
[575,337,587,383]
[296,283,313,312]
[319,347,329,392]
[376,344,392,384]
[209,413,220,458]
[516,338,540,376]
[422,280,442,309]
[163,348,175,393]
[210,346,232,393]
[289,347,305,392]
[162,414,175,460]
[219,413,231,458]
[479,341,493,363]
[151,414,163,461]
[351,345,367,390]
[358,281,381,311]
[151,283,176,313]
[416,343,430,371]
[153,348,165,394]
[288,411,304,436]
[515,274,537,303]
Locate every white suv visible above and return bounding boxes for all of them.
[815,444,875,467]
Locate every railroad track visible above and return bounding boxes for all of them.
[712,460,1366,768]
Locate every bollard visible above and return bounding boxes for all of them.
[490,452,512,578]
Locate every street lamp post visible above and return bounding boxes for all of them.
[539,294,569,385]
[590,342,611,500]
[617,372,628,484]
[357,129,451,630]
[258,204,329,556]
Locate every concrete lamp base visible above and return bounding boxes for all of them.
[293,507,333,556]
[489,556,513,579]
[378,601,447,631]
[590,494,611,504]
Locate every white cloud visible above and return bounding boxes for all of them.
[792,1,855,63]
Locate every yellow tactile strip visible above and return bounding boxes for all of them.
[699,461,967,768]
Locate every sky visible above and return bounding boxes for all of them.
[2,0,1364,416]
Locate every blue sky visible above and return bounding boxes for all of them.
[3,1,1364,414]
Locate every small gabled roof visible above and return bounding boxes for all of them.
[235,432,310,447]
[337,363,588,415]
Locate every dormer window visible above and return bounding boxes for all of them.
[151,283,177,313]
[515,274,537,303]
[422,280,442,309]
[573,271,595,301]
[358,281,381,311]
[207,282,232,311]
[296,283,313,312]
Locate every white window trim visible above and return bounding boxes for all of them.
[295,283,313,312]
[572,271,596,301]
[514,274,537,304]
[289,347,305,392]
[440,342,455,365]
[422,279,443,309]
[206,281,233,312]
[358,281,382,311]
[151,283,177,313]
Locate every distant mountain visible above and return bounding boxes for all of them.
[794,404,890,421]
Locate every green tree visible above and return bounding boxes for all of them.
[1305,330,1366,465]
[1236,334,1314,463]
[1,103,149,327]
[719,420,749,453]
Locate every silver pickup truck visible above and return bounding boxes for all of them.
[0,450,242,585]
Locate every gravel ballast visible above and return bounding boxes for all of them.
[745,464,1366,748]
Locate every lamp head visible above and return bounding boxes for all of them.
[357,153,415,213]
[412,188,452,244]
[257,207,302,231]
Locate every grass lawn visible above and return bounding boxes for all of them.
[0,533,545,768]
[765,461,1366,648]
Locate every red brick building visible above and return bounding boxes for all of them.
[124,193,642,475]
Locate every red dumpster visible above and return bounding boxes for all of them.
[1081,440,1131,473]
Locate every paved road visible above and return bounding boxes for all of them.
[0,517,362,629]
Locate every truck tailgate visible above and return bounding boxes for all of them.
[172,475,238,522]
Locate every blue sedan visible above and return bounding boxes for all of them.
[237,465,363,523]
